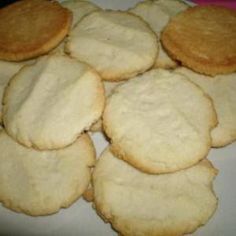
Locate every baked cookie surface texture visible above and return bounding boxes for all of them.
[3,55,105,150]
[103,69,217,174]
[130,0,188,69]
[93,148,218,236]
[0,131,95,216]
[66,10,158,81]
[0,60,34,123]
[176,67,236,147]
[161,5,236,75]
[0,0,72,61]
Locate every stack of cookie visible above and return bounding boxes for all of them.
[77,1,234,236]
[0,0,105,216]
[0,0,235,236]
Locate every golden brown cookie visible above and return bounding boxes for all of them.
[161,5,236,75]
[0,0,72,61]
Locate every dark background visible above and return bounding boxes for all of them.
[0,0,20,8]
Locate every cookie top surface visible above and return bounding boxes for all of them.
[3,55,105,150]
[62,0,101,28]
[93,147,218,236]
[103,69,217,174]
[66,10,158,81]
[0,59,35,123]
[0,130,95,216]
[130,0,188,69]
[0,0,72,61]
[161,5,236,75]
[176,67,236,147]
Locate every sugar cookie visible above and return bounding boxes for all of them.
[103,69,217,173]
[3,55,104,150]
[93,148,218,236]
[0,0,72,61]
[0,131,95,216]
[176,67,236,147]
[162,6,236,75]
[66,10,158,81]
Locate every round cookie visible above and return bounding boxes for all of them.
[103,69,217,174]
[3,55,105,150]
[0,0,72,61]
[93,147,218,236]
[0,130,95,216]
[61,0,101,28]
[161,5,236,75]
[66,10,158,81]
[129,0,188,69]
[176,67,236,147]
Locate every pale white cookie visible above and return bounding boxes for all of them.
[103,69,217,174]
[3,55,105,150]
[0,130,95,216]
[176,67,236,147]
[90,80,123,132]
[130,0,188,69]
[93,147,218,236]
[66,10,158,81]
[52,1,100,55]
[61,0,101,28]
[0,60,35,123]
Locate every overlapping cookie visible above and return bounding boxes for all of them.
[90,80,124,132]
[93,147,218,236]
[176,67,236,147]
[3,55,105,150]
[130,0,188,69]
[0,0,72,61]
[0,130,95,216]
[62,0,101,28]
[161,5,236,75]
[66,10,158,81]
[103,69,217,174]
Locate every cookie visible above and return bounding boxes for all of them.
[103,69,217,174]
[62,0,101,28]
[130,0,188,69]
[161,5,236,75]
[3,55,105,150]
[0,130,95,216]
[176,67,236,147]
[66,10,158,81]
[90,80,123,132]
[0,0,72,61]
[0,60,35,123]
[93,147,218,236]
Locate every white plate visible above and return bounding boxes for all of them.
[0,1,235,236]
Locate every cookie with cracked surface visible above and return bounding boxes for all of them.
[3,55,105,150]
[66,10,158,81]
[129,0,188,69]
[0,0,72,61]
[93,147,218,236]
[161,5,236,75]
[0,130,95,216]
[176,67,236,147]
[103,69,217,174]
